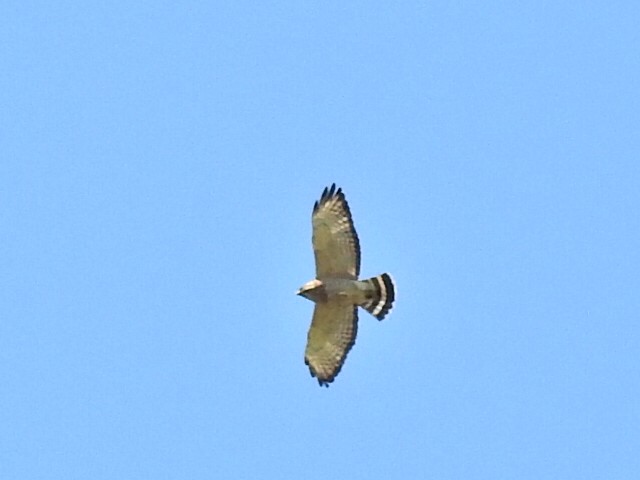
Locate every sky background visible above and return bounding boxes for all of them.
[1,1,639,479]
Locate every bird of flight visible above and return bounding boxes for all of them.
[297,184,396,386]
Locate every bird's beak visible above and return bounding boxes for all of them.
[295,289,302,296]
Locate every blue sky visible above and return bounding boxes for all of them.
[2,1,639,478]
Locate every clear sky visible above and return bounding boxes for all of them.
[2,2,639,479]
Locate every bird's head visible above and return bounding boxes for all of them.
[296,279,323,300]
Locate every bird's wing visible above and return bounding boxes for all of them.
[304,301,358,386]
[312,184,360,279]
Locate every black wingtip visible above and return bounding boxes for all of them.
[307,364,335,387]
[313,183,341,214]
[323,183,337,201]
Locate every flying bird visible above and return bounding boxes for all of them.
[297,184,396,386]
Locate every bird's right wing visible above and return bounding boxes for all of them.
[304,302,358,386]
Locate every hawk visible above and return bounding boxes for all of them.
[297,184,396,386]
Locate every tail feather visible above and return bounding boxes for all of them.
[360,273,396,320]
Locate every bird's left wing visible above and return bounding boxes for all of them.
[312,184,361,279]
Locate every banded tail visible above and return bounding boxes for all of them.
[360,273,396,320]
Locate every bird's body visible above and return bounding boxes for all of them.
[299,277,388,311]
[298,184,396,386]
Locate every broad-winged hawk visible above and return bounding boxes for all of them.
[297,184,396,386]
